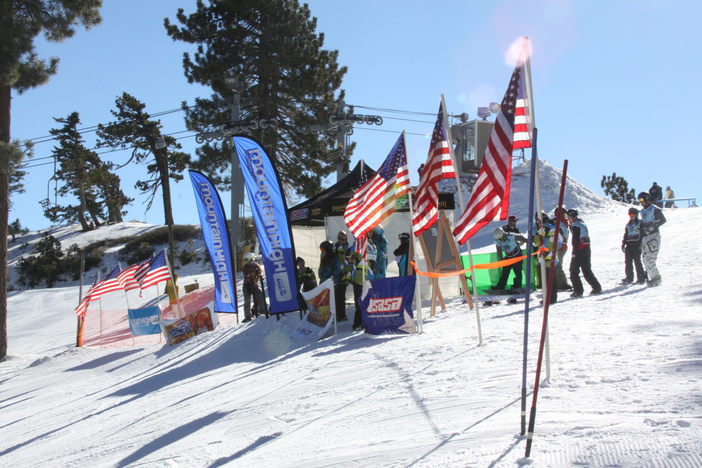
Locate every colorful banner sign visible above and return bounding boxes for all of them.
[188,170,237,313]
[161,306,216,346]
[361,276,417,335]
[233,136,298,314]
[127,305,161,336]
[291,278,336,340]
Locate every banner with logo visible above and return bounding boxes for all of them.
[291,278,336,341]
[128,305,161,336]
[233,136,298,314]
[161,306,217,346]
[188,170,237,313]
[361,276,417,335]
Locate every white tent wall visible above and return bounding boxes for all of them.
[291,212,460,303]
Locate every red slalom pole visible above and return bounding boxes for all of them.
[525,159,568,457]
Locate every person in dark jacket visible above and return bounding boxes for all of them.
[566,209,602,297]
[393,232,410,276]
[621,208,646,284]
[648,182,663,207]
[296,257,317,292]
[332,232,351,321]
[242,253,266,322]
[492,227,525,295]
[369,225,388,279]
[638,191,667,286]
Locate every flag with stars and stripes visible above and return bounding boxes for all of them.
[344,134,410,239]
[139,250,171,290]
[411,101,456,236]
[453,59,528,244]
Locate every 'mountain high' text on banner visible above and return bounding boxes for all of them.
[189,170,237,313]
[233,136,299,314]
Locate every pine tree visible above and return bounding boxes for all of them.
[48,112,131,230]
[0,0,102,359]
[601,172,636,203]
[96,92,190,267]
[164,0,348,196]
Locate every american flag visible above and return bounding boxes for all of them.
[86,266,122,300]
[139,250,171,290]
[116,264,140,291]
[344,134,410,238]
[411,101,456,236]
[133,256,153,285]
[354,233,369,257]
[75,276,99,316]
[453,61,528,244]
[512,66,532,149]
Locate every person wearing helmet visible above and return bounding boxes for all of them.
[242,252,266,322]
[648,182,663,207]
[638,191,666,286]
[566,209,602,297]
[369,225,388,279]
[393,232,411,276]
[621,208,646,284]
[492,226,525,295]
[295,257,317,292]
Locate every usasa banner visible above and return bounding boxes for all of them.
[361,276,417,335]
[188,170,237,313]
[233,136,298,314]
[291,278,335,341]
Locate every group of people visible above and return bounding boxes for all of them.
[491,190,666,304]
[317,226,411,330]
[648,181,677,208]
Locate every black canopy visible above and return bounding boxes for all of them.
[288,160,454,226]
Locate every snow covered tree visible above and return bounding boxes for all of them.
[601,172,636,203]
[164,0,348,196]
[0,0,102,359]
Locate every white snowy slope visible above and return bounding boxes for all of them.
[2,176,701,467]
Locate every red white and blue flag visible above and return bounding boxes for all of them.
[87,266,122,300]
[344,134,410,239]
[139,250,171,290]
[116,264,140,292]
[411,102,456,236]
[453,59,530,244]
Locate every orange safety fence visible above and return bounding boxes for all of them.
[410,247,548,278]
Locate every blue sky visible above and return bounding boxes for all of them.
[10,0,700,230]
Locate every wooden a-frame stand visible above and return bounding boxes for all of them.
[418,212,473,317]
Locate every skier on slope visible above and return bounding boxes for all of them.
[621,208,647,285]
[566,209,602,297]
[637,192,667,286]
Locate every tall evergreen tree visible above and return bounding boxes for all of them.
[46,112,131,230]
[1,140,31,210]
[0,0,102,359]
[164,0,348,196]
[96,92,190,266]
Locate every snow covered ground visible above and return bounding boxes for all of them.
[2,170,701,467]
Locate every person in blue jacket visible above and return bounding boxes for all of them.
[369,224,388,279]
[318,240,341,288]
[493,227,525,292]
[566,209,602,297]
[621,207,646,284]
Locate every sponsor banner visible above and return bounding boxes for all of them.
[361,276,417,335]
[291,279,335,341]
[127,305,161,336]
[161,306,216,346]
[188,170,237,313]
[233,136,298,314]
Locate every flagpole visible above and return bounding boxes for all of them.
[118,262,135,346]
[163,248,183,319]
[441,94,482,343]
[522,44,552,383]
[404,131,423,333]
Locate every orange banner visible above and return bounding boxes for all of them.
[411,248,548,278]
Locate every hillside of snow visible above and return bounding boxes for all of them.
[2,163,701,467]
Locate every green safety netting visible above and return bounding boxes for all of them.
[459,251,539,295]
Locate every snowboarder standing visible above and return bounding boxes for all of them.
[242,253,266,322]
[621,208,646,284]
[637,191,667,286]
[648,182,663,207]
[393,232,410,276]
[492,227,525,292]
[566,209,602,297]
[369,225,388,279]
